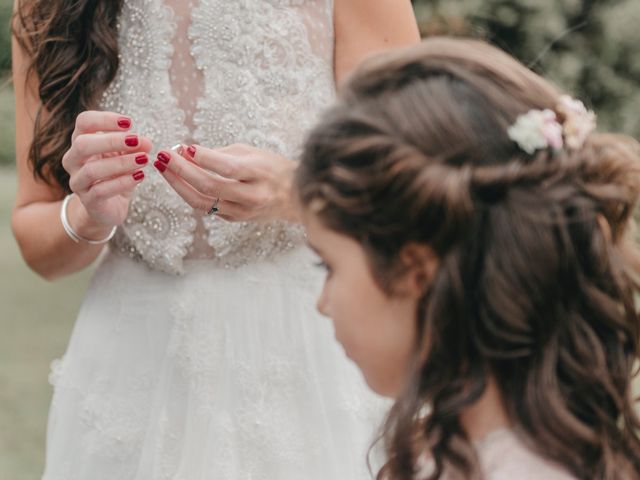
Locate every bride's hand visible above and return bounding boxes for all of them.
[62,111,154,227]
[153,143,298,222]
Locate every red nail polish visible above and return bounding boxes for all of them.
[154,160,167,173]
[133,170,145,181]
[187,145,197,157]
[125,135,139,147]
[118,117,131,129]
[135,154,148,165]
[157,151,171,164]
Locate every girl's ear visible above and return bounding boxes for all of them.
[396,243,439,298]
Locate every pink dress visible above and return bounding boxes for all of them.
[420,428,577,479]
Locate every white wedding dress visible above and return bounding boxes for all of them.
[42,1,386,478]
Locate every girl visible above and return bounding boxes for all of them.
[11,0,419,478]
[296,38,640,479]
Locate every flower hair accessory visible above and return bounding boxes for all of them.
[507,95,596,154]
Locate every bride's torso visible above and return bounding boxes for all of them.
[102,0,336,275]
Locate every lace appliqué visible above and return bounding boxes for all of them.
[189,1,334,265]
[49,357,158,473]
[113,171,197,275]
[78,369,154,462]
[101,0,190,146]
[101,0,197,274]
[102,0,336,274]
[163,285,326,474]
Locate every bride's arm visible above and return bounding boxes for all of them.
[334,0,420,85]
[11,0,152,280]
[11,4,106,280]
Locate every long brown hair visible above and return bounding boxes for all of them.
[297,38,640,479]
[12,0,123,191]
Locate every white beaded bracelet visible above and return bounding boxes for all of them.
[60,194,117,245]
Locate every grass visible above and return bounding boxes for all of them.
[0,69,86,480]
[0,168,92,480]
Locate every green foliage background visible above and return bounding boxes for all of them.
[412,0,640,140]
[0,0,10,72]
[1,0,14,166]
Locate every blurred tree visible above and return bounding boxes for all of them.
[0,0,11,74]
[412,0,640,139]
[0,0,13,167]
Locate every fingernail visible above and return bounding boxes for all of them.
[154,160,167,173]
[187,145,197,157]
[118,117,131,129]
[133,170,145,181]
[157,151,171,164]
[135,154,148,165]
[125,135,139,147]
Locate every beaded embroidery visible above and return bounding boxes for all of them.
[101,0,335,274]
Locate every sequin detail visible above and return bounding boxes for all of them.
[102,0,335,274]
[113,171,197,275]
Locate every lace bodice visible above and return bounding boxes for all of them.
[102,0,336,274]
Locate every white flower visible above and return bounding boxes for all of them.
[508,109,563,154]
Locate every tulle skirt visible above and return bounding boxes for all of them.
[43,247,387,480]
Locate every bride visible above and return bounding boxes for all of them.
[11,0,420,478]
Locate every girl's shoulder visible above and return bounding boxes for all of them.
[476,428,576,480]
[416,428,577,480]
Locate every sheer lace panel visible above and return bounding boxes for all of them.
[166,0,202,141]
[103,0,336,274]
[166,0,213,260]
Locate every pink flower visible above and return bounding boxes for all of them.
[540,109,564,150]
[556,95,596,150]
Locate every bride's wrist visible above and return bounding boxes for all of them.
[65,194,116,241]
